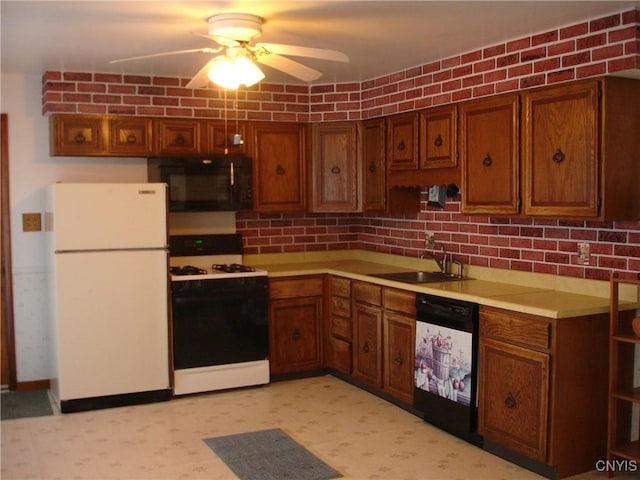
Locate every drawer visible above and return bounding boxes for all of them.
[269,276,324,299]
[331,295,351,317]
[383,288,416,315]
[330,276,351,298]
[331,315,352,341]
[479,306,550,351]
[353,281,382,306]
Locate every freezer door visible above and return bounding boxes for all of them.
[52,249,169,400]
[50,183,167,251]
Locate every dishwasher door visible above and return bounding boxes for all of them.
[414,293,481,445]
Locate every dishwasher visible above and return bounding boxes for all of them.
[414,293,482,445]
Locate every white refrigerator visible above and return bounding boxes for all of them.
[45,183,171,413]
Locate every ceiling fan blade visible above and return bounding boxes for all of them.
[257,53,322,82]
[185,57,219,89]
[255,43,349,63]
[110,47,222,64]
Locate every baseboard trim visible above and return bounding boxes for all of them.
[15,379,50,391]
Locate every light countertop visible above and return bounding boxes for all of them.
[245,251,640,319]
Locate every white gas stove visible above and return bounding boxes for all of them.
[169,234,269,396]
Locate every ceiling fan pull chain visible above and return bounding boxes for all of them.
[223,88,229,155]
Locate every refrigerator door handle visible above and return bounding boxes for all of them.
[56,246,169,254]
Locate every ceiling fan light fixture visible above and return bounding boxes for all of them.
[207,13,263,42]
[207,55,265,89]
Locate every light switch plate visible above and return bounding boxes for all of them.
[22,213,42,232]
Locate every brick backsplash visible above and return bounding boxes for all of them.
[237,194,640,281]
[42,8,640,280]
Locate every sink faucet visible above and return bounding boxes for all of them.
[420,243,447,273]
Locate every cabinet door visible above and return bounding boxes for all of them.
[155,119,203,155]
[460,94,520,215]
[311,122,359,212]
[420,104,457,169]
[383,311,415,404]
[353,302,382,388]
[387,112,418,170]
[50,115,107,156]
[249,122,307,212]
[478,337,549,461]
[523,80,599,217]
[362,118,386,211]
[205,121,246,155]
[269,296,323,374]
[109,117,153,156]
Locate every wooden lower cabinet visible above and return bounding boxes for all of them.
[479,337,549,461]
[268,276,323,374]
[351,280,416,405]
[478,306,610,478]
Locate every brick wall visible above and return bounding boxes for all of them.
[41,8,640,280]
[237,195,640,281]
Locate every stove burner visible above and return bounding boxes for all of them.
[170,265,208,276]
[212,263,256,273]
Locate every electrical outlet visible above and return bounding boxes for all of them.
[22,213,42,232]
[577,242,590,265]
[425,231,435,249]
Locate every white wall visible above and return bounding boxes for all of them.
[2,73,148,382]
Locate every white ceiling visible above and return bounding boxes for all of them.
[2,1,639,86]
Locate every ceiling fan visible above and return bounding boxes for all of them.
[110,13,349,88]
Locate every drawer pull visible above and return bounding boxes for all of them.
[126,133,137,144]
[175,133,186,145]
[292,328,301,341]
[504,392,516,408]
[482,154,492,167]
[74,132,86,144]
[434,134,443,147]
[552,148,565,163]
[331,165,341,174]
[276,164,286,175]
[363,341,370,354]
[368,161,376,173]
[394,353,403,366]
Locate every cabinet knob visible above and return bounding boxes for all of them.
[397,139,405,151]
[368,162,376,173]
[175,133,185,146]
[331,165,341,175]
[394,353,403,366]
[126,134,137,144]
[292,328,301,341]
[482,154,492,167]
[74,132,86,144]
[552,148,565,163]
[434,134,443,147]
[363,341,370,354]
[276,164,286,175]
[504,392,516,408]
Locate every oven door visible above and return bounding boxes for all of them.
[414,294,481,444]
[172,277,269,370]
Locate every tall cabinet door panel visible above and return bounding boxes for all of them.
[312,122,359,212]
[460,94,520,215]
[249,123,307,212]
[361,118,386,211]
[353,302,383,388]
[383,311,415,404]
[523,80,599,217]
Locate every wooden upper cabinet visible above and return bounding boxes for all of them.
[205,121,246,155]
[311,122,360,212]
[361,118,386,211]
[248,122,307,212]
[523,81,598,217]
[155,119,203,155]
[50,115,107,156]
[523,77,640,220]
[387,112,418,170]
[420,104,457,169]
[460,93,520,215]
[109,117,153,156]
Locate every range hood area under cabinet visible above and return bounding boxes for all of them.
[48,75,639,220]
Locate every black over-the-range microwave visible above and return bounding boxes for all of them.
[148,156,253,212]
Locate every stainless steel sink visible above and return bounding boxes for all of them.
[370,271,466,283]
